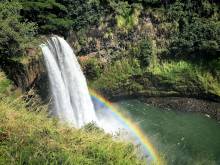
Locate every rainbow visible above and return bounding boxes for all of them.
[89,88,161,164]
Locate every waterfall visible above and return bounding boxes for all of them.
[40,36,98,128]
[40,36,152,161]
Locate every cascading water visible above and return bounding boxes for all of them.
[40,36,98,128]
[40,36,154,162]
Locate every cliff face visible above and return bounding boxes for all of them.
[67,15,155,61]
[0,55,50,101]
[1,58,45,91]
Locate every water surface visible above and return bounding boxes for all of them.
[117,99,220,165]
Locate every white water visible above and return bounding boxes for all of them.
[40,36,152,161]
[40,36,98,128]
[41,36,133,133]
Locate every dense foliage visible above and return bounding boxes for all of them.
[15,0,219,61]
[58,0,105,30]
[0,0,214,98]
[0,1,36,57]
[20,0,72,37]
[132,38,154,67]
[167,1,220,60]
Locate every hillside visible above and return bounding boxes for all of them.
[0,96,144,165]
[0,1,219,164]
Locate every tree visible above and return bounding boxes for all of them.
[170,18,220,59]
[58,0,105,30]
[20,0,72,37]
[0,1,36,57]
[134,38,153,67]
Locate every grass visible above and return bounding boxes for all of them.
[148,61,196,84]
[0,72,12,94]
[148,61,220,96]
[0,96,145,165]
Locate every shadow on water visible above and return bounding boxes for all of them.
[117,99,220,165]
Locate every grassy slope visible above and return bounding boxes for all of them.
[0,72,11,94]
[0,72,144,165]
[0,98,145,165]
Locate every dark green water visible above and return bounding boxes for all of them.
[117,99,220,165]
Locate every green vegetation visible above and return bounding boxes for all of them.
[149,61,220,96]
[112,1,142,31]
[57,0,105,31]
[91,59,220,98]
[91,59,144,94]
[132,38,155,67]
[78,0,219,99]
[20,0,72,36]
[168,3,219,60]
[0,1,36,57]
[81,57,103,80]
[0,0,219,163]
[0,97,144,165]
[0,72,11,94]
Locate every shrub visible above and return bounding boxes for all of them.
[0,72,11,94]
[58,0,105,30]
[81,58,103,80]
[92,59,143,93]
[110,1,141,31]
[170,18,220,60]
[132,38,154,67]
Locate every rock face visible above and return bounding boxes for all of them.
[143,97,220,120]
[0,56,49,101]
[1,58,46,91]
[67,16,155,61]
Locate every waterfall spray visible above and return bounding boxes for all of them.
[40,36,159,163]
[40,36,98,128]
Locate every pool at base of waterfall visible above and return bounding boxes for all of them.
[116,99,220,165]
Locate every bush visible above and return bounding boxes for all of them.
[58,0,105,30]
[0,72,11,94]
[170,18,220,60]
[164,1,220,60]
[0,1,36,57]
[132,38,154,67]
[81,58,103,80]
[92,59,143,93]
[113,2,141,31]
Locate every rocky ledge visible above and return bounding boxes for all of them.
[143,97,220,121]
